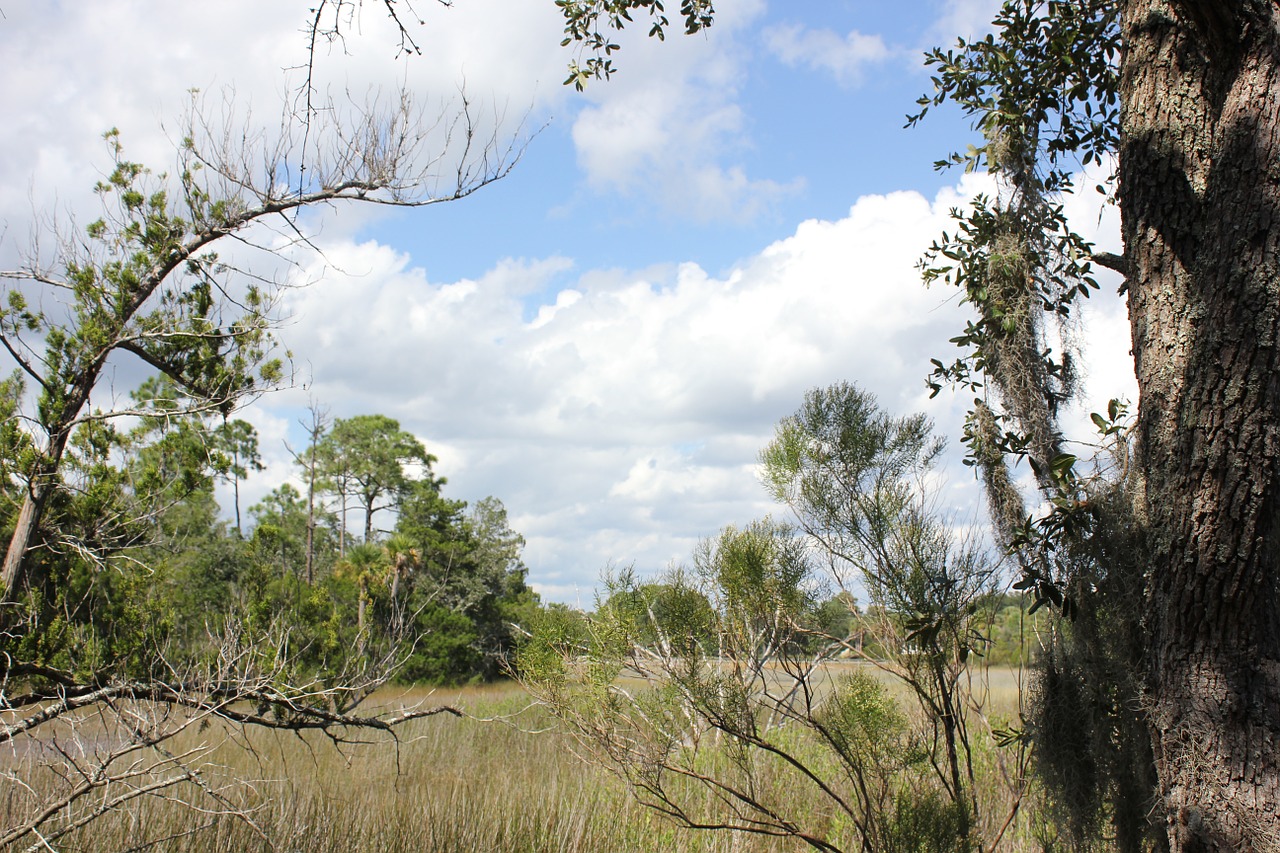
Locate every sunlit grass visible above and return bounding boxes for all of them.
[3,668,1049,852]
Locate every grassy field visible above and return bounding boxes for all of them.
[2,666,1055,852]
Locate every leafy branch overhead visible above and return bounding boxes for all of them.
[0,90,520,603]
[302,0,715,96]
[555,0,716,88]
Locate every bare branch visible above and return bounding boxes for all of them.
[1092,249,1129,277]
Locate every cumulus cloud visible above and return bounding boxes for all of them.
[246,174,999,599]
[567,0,802,222]
[238,159,1132,602]
[763,24,892,86]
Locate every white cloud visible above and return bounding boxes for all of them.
[763,24,892,86]
[250,173,999,598]
[926,0,1005,45]
[0,0,565,259]
[566,0,799,221]
[242,161,1132,602]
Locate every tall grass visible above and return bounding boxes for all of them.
[3,670,1052,852]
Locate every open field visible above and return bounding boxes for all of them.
[2,667,1053,852]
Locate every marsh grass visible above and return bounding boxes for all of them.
[3,669,1050,852]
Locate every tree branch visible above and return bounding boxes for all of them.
[1092,250,1129,277]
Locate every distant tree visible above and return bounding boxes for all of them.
[808,591,860,654]
[599,578,715,656]
[383,531,420,612]
[249,484,311,579]
[291,401,332,583]
[213,417,263,537]
[334,541,390,641]
[317,414,438,544]
[396,494,537,681]
[396,476,471,575]
[461,496,529,607]
[453,496,538,678]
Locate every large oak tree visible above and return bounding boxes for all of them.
[1121,3,1280,849]
[542,1,1280,849]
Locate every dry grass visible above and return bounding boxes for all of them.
[2,668,1051,852]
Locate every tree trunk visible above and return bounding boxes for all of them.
[2,424,77,604]
[232,454,243,538]
[1,485,47,599]
[305,451,317,585]
[301,404,328,586]
[1120,1,1280,848]
[338,487,348,560]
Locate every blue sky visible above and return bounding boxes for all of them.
[0,1,1134,603]
[367,1,993,282]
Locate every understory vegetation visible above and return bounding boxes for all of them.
[518,383,1080,852]
[2,676,1053,853]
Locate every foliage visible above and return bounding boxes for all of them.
[316,414,439,544]
[399,603,483,683]
[523,390,1024,852]
[599,579,716,656]
[760,383,1004,843]
[555,0,717,88]
[0,72,521,845]
[251,483,322,578]
[906,3,1154,848]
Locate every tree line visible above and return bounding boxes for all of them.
[19,382,540,687]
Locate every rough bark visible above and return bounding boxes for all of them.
[1120,1,1280,849]
[2,417,85,600]
[1,485,46,595]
